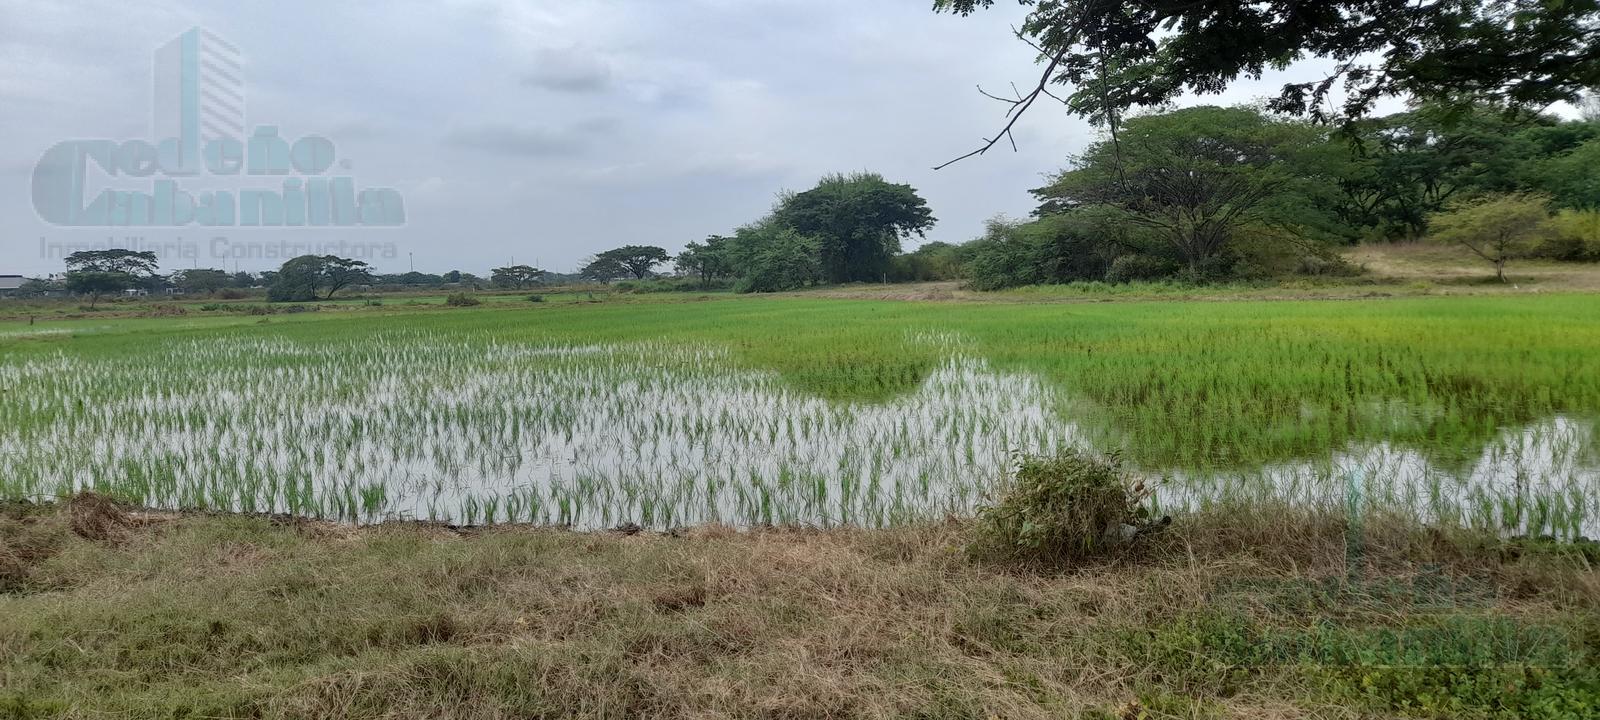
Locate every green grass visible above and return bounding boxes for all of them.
[1,293,1597,533]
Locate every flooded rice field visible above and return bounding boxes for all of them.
[3,329,1595,537]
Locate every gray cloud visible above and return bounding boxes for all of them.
[520,47,613,94]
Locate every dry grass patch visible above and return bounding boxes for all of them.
[0,498,1596,719]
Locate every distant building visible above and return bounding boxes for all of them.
[0,275,25,297]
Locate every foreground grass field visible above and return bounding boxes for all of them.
[2,496,1598,719]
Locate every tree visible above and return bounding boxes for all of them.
[1331,106,1583,239]
[267,255,373,301]
[321,257,373,298]
[578,255,630,282]
[15,278,59,298]
[771,173,936,283]
[63,249,159,308]
[1038,106,1334,275]
[174,268,231,296]
[675,236,734,286]
[231,271,256,288]
[962,214,1121,289]
[491,265,546,289]
[934,1,1600,166]
[590,245,670,279]
[725,222,824,293]
[1529,138,1600,211]
[1544,209,1600,262]
[1429,193,1552,282]
[888,241,966,282]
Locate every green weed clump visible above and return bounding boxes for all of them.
[444,293,481,307]
[970,450,1154,564]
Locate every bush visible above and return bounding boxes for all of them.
[218,288,248,300]
[526,294,545,303]
[963,215,1117,291]
[730,227,823,293]
[444,293,481,307]
[970,450,1156,564]
[364,299,383,307]
[1105,254,1179,283]
[199,303,223,311]
[1540,209,1600,262]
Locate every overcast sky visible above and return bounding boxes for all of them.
[1,0,1369,276]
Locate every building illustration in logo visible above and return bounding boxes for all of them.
[153,28,245,170]
[31,25,404,228]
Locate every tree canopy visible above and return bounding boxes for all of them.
[268,255,373,302]
[173,268,231,295]
[1429,193,1553,282]
[1038,106,1341,274]
[62,250,160,308]
[586,246,670,280]
[491,265,546,289]
[771,173,935,283]
[934,0,1600,164]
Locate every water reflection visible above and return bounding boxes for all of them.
[1,333,1594,536]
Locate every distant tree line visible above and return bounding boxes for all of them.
[957,103,1600,289]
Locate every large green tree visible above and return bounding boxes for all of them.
[934,0,1600,164]
[589,246,670,280]
[772,173,935,283]
[267,255,373,301]
[173,268,231,296]
[1332,107,1588,238]
[491,265,545,289]
[1037,106,1338,274]
[675,236,735,286]
[63,249,159,308]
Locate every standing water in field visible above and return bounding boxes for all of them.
[0,333,1079,527]
[1,331,1596,536]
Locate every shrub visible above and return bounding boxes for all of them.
[199,303,223,311]
[364,299,383,307]
[1540,209,1600,262]
[963,215,1117,290]
[970,450,1155,564]
[218,288,248,300]
[444,293,481,307]
[1105,254,1179,283]
[526,294,545,303]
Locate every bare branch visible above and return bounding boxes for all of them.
[934,51,1066,170]
[935,15,1085,170]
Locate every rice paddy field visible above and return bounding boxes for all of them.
[2,293,1598,537]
